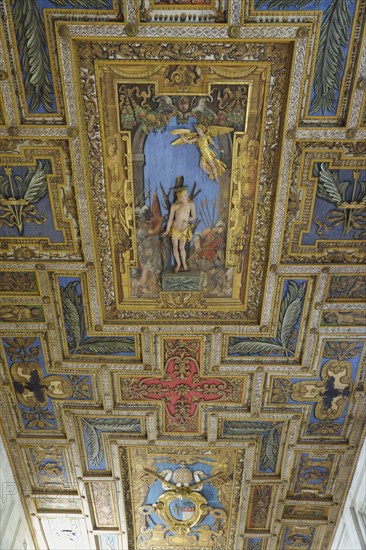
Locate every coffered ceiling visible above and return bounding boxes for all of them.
[0,1,365,549]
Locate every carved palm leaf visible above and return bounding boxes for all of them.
[0,176,11,199]
[78,336,135,354]
[60,281,85,350]
[49,0,111,7]
[310,0,352,114]
[23,161,48,203]
[356,181,366,204]
[82,419,105,467]
[82,418,141,466]
[317,163,344,206]
[228,338,287,356]
[85,417,141,432]
[224,421,276,436]
[277,280,307,350]
[171,129,197,146]
[256,0,317,9]
[260,427,280,471]
[12,0,54,112]
[206,125,233,137]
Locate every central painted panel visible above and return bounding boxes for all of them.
[97,62,266,314]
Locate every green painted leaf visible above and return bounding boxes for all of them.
[0,176,11,199]
[60,281,85,350]
[229,339,286,356]
[316,163,343,206]
[260,428,279,471]
[14,175,26,197]
[60,281,135,356]
[248,539,263,550]
[256,0,315,8]
[277,281,307,350]
[49,0,110,7]
[79,336,135,354]
[85,417,141,433]
[310,0,352,114]
[312,163,320,178]
[23,161,48,204]
[356,181,366,203]
[224,421,275,436]
[62,298,82,349]
[279,298,303,349]
[12,0,54,113]
[339,180,351,201]
[82,419,104,467]
[82,418,141,467]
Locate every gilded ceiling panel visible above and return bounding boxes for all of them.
[0,1,365,549]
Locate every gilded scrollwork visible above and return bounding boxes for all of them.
[164,65,203,93]
[158,291,206,309]
[106,133,135,270]
[227,133,259,270]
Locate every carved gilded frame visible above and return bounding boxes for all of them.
[75,39,292,323]
[282,144,366,263]
[0,145,80,260]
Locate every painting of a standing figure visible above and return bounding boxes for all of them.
[162,186,196,272]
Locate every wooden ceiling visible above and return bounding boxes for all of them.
[0,1,365,549]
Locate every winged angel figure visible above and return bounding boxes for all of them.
[171,125,233,183]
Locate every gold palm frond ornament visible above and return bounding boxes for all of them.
[0,161,49,235]
[314,163,366,238]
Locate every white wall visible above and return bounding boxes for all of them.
[332,437,366,550]
[0,436,35,550]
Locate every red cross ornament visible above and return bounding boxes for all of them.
[120,338,244,433]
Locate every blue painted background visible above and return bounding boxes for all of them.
[254,0,356,117]
[0,164,64,241]
[143,116,223,231]
[302,169,366,245]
